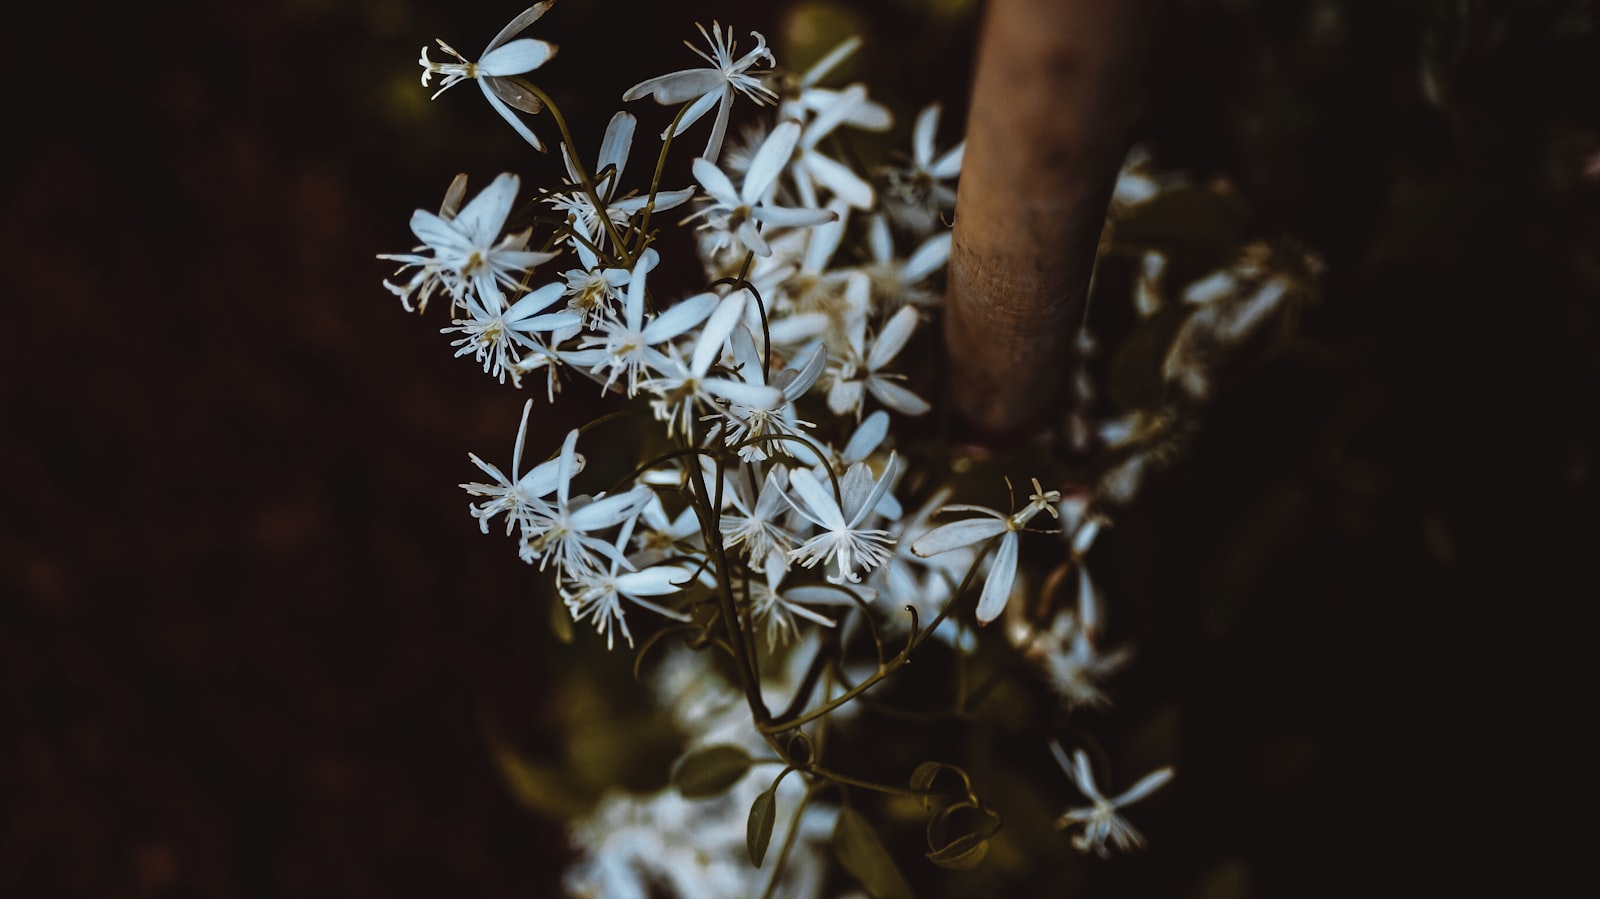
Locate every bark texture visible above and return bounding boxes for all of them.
[946,0,1156,445]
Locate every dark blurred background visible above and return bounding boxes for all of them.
[2,0,1595,896]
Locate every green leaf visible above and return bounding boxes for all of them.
[926,832,991,870]
[832,806,912,899]
[747,787,776,867]
[672,744,751,798]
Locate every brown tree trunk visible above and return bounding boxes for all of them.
[946,0,1157,447]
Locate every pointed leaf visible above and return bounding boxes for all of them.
[832,806,912,899]
[747,787,777,867]
[673,744,751,798]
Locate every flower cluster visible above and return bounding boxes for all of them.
[375,5,1262,896]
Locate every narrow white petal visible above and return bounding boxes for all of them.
[744,120,803,203]
[1113,767,1174,807]
[556,428,579,505]
[665,87,720,136]
[783,341,828,400]
[692,158,741,208]
[912,104,940,168]
[903,232,953,284]
[975,532,1019,624]
[702,378,783,409]
[911,517,1007,557]
[846,454,899,528]
[453,173,519,243]
[867,305,919,371]
[570,488,650,532]
[692,290,747,376]
[866,378,931,416]
[597,111,636,188]
[737,218,771,257]
[614,566,692,597]
[752,205,837,228]
[480,84,546,151]
[841,410,888,463]
[931,143,965,179]
[485,2,553,52]
[800,36,860,87]
[803,152,874,209]
[642,292,717,344]
[503,281,566,319]
[623,69,722,104]
[827,378,863,416]
[786,467,847,531]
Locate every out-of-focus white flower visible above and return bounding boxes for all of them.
[623,22,779,163]
[827,305,930,418]
[881,103,963,235]
[745,555,850,651]
[380,173,557,313]
[419,3,558,151]
[686,120,837,258]
[784,456,900,584]
[1013,608,1131,709]
[912,479,1062,624]
[1049,742,1173,858]
[860,213,952,310]
[786,83,877,210]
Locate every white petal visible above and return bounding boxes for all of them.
[702,378,783,409]
[931,143,964,179]
[867,305,919,371]
[642,292,717,344]
[744,120,802,203]
[570,488,650,532]
[597,111,635,188]
[453,173,519,243]
[841,410,888,463]
[556,428,580,505]
[782,342,828,400]
[752,205,837,228]
[800,36,860,87]
[866,378,931,416]
[614,566,693,597]
[911,517,1007,557]
[503,281,566,319]
[786,467,846,530]
[737,218,771,257]
[975,532,1019,624]
[802,152,874,209]
[1112,767,1174,807]
[827,378,863,416]
[480,83,546,151]
[846,454,898,528]
[912,104,940,168]
[903,232,953,284]
[692,290,747,376]
[623,69,722,104]
[479,38,555,76]
[691,157,741,208]
[485,2,553,52]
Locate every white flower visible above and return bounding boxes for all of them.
[544,112,696,253]
[519,430,651,579]
[881,103,964,235]
[563,526,692,649]
[1049,742,1173,858]
[720,464,798,568]
[783,456,899,584]
[777,36,893,133]
[418,2,558,151]
[860,213,951,310]
[639,290,784,439]
[827,305,930,418]
[685,120,837,258]
[911,478,1062,624]
[744,555,851,651]
[442,282,580,384]
[709,328,825,462]
[786,83,877,210]
[1013,609,1131,709]
[460,399,581,538]
[564,251,719,397]
[379,172,557,313]
[622,22,779,163]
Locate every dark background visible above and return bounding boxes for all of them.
[3,0,1595,896]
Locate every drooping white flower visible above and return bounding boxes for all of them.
[418,2,558,151]
[685,120,837,258]
[380,173,557,313]
[1013,609,1131,709]
[709,328,825,462]
[911,478,1062,624]
[783,456,899,584]
[622,22,779,163]
[744,555,852,651]
[720,464,798,569]
[1049,742,1173,858]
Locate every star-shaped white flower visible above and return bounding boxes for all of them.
[623,22,779,163]
[685,120,836,258]
[881,102,964,235]
[911,478,1062,624]
[380,173,557,313]
[460,399,582,538]
[419,2,559,151]
[783,456,899,584]
[1049,742,1173,858]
